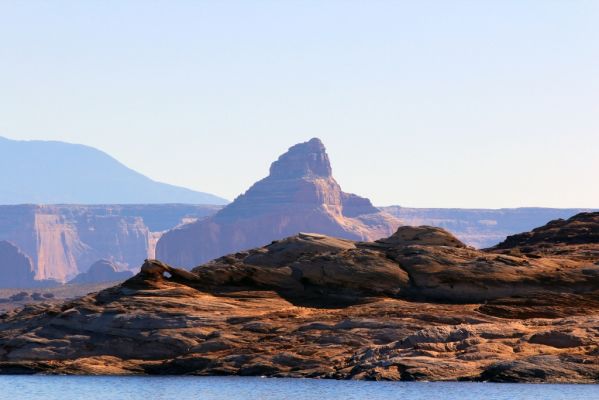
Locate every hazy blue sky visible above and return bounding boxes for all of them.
[1,1,597,207]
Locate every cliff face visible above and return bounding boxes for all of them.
[156,138,400,267]
[0,204,220,282]
[2,213,599,382]
[16,206,152,282]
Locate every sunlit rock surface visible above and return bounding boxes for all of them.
[156,138,400,267]
[2,213,599,382]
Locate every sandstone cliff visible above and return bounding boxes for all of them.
[0,204,220,283]
[1,213,599,382]
[156,138,400,267]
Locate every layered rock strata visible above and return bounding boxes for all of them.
[156,138,400,267]
[1,213,599,382]
[0,204,220,282]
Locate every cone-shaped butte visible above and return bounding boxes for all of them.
[156,138,400,267]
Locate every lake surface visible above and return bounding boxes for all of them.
[0,376,598,400]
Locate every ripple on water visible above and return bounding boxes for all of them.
[0,376,598,400]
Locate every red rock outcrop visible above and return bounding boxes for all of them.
[0,201,593,283]
[2,214,599,382]
[490,212,599,262]
[156,138,400,267]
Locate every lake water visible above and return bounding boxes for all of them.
[0,376,598,400]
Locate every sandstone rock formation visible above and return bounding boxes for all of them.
[1,212,599,382]
[490,212,599,262]
[68,260,133,285]
[0,204,220,282]
[0,202,592,284]
[156,138,400,267]
[187,223,599,304]
[0,241,35,288]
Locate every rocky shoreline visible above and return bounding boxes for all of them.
[1,212,598,382]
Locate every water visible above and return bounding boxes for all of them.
[0,376,598,400]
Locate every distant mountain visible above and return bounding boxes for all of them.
[156,138,400,268]
[0,136,228,204]
[381,206,597,248]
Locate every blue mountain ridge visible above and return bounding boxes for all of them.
[0,136,228,205]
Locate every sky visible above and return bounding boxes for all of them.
[0,0,598,208]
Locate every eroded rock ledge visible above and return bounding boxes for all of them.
[1,213,599,382]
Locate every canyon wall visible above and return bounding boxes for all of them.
[0,204,220,282]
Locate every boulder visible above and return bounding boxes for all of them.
[376,225,467,248]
